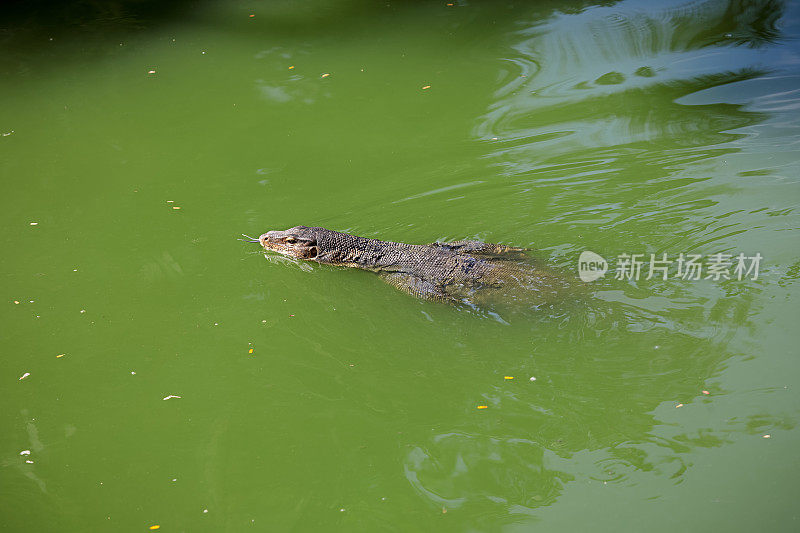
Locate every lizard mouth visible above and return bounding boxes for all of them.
[258,232,318,260]
[265,245,318,260]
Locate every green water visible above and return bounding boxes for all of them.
[2,0,799,531]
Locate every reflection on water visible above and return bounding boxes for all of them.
[478,0,785,231]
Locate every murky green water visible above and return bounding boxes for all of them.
[2,0,799,531]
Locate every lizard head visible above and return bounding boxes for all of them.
[258,226,319,260]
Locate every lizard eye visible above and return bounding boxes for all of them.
[285,237,297,244]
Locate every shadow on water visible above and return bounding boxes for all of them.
[0,0,199,76]
[0,0,198,38]
[0,0,618,78]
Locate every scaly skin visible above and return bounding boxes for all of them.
[256,226,571,305]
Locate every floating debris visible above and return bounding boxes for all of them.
[148,69,156,74]
[321,73,330,78]
[702,390,710,395]
[477,405,488,409]
[56,354,65,358]
[529,376,537,381]
[248,14,255,18]
[421,85,431,90]
[763,434,771,439]
[676,403,684,408]
[248,348,254,354]
[288,65,295,70]
[149,526,160,531]
[131,371,136,375]
[19,373,30,381]
[14,300,19,304]
[25,460,33,464]
[30,222,39,226]
[20,450,31,455]
[504,376,514,380]
[162,395,182,400]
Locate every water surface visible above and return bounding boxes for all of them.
[1,0,799,531]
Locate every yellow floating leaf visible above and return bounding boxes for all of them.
[56,354,65,358]
[477,405,488,409]
[149,526,160,530]
[504,376,513,380]
[248,348,254,354]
